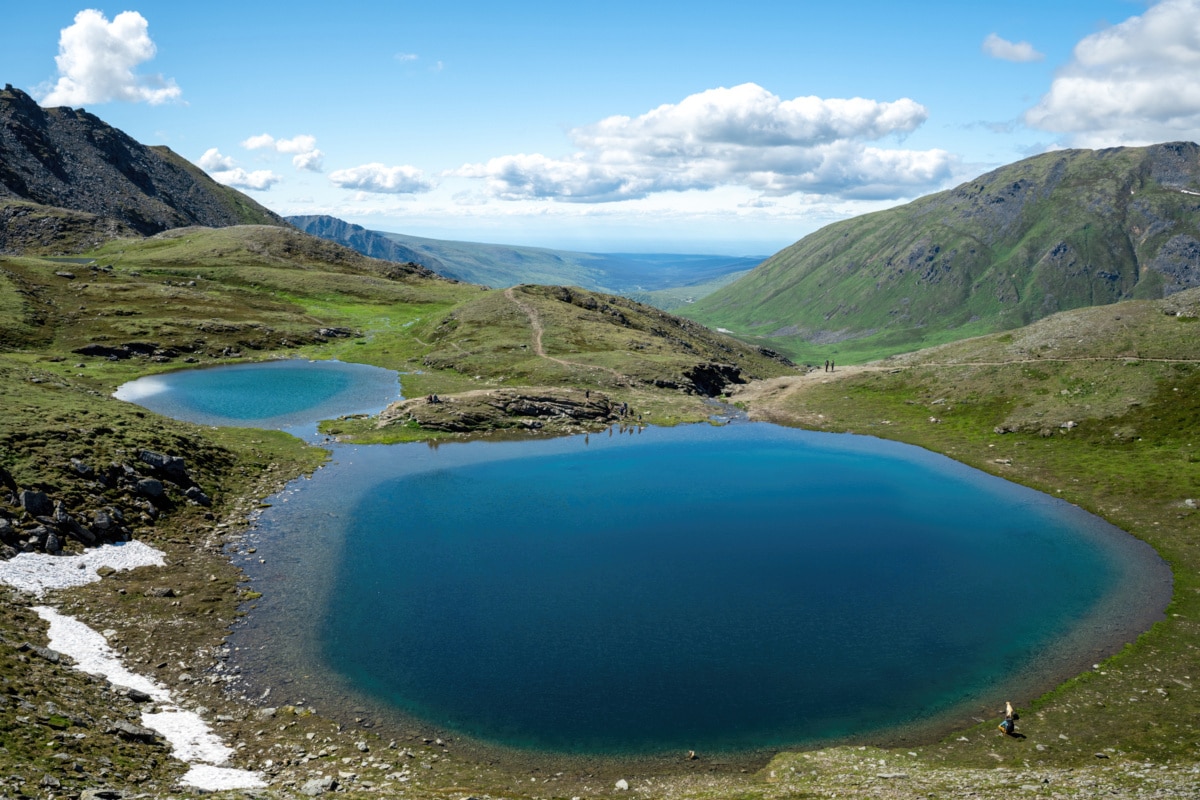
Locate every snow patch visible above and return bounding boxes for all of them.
[0,541,164,596]
[29,597,265,790]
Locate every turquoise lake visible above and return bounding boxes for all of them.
[117,361,1171,756]
[113,359,401,435]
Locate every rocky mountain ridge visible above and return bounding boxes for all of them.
[0,84,286,252]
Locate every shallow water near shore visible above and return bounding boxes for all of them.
[230,423,1169,757]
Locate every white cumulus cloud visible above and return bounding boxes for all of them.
[982,33,1045,62]
[1025,0,1200,146]
[208,168,282,191]
[329,163,433,193]
[197,148,237,172]
[240,133,324,172]
[40,10,181,107]
[453,83,954,203]
[194,148,281,191]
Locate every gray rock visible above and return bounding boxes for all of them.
[138,450,189,482]
[70,458,95,478]
[81,790,124,800]
[28,526,51,546]
[19,489,53,517]
[108,719,160,743]
[300,776,337,796]
[117,685,153,703]
[185,486,212,506]
[144,587,176,598]
[136,478,164,498]
[64,517,96,544]
[18,643,63,663]
[45,532,60,553]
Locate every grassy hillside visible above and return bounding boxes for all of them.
[687,142,1200,364]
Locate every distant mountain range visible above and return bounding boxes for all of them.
[0,84,285,253]
[685,142,1200,362]
[288,214,760,297]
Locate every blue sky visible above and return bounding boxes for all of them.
[2,1,1194,254]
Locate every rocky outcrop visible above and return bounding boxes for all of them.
[0,84,287,240]
[0,448,211,560]
[377,388,631,434]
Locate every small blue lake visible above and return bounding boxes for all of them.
[113,359,400,436]
[117,361,1170,756]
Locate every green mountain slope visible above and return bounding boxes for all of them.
[686,142,1200,363]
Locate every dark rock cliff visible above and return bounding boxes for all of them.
[288,214,448,273]
[0,84,288,238]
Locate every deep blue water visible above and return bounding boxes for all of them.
[113,359,400,435]
[238,424,1167,755]
[113,361,1168,755]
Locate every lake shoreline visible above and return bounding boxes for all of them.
[220,418,1173,775]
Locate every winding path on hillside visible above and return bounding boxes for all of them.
[503,287,627,384]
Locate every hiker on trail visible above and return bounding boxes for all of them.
[824,359,830,372]
[998,701,1018,736]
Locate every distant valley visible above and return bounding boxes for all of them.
[288,213,759,306]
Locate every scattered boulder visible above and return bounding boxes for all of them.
[19,489,54,517]
[300,776,338,796]
[138,449,189,483]
[135,478,165,499]
[108,720,161,744]
[184,486,212,506]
